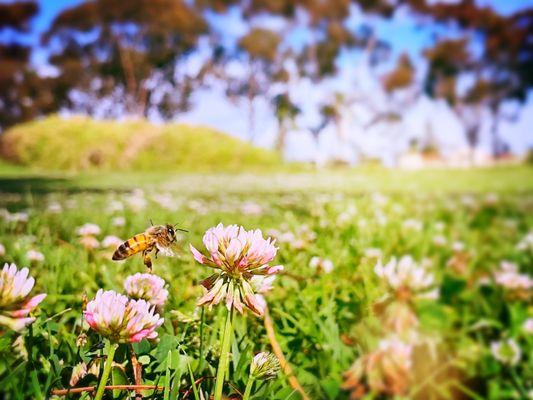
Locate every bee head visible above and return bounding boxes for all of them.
[165,224,176,240]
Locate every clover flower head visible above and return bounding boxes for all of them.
[47,202,63,213]
[374,256,436,299]
[124,273,169,307]
[69,360,100,386]
[125,190,147,211]
[107,200,124,213]
[523,318,533,334]
[190,224,283,316]
[364,247,382,259]
[6,211,29,223]
[0,263,46,331]
[517,231,533,251]
[452,241,465,253]
[309,256,334,273]
[494,261,532,295]
[343,336,413,398]
[80,235,100,250]
[70,362,88,386]
[76,223,101,236]
[241,201,264,216]
[402,219,422,231]
[491,339,521,366]
[250,352,280,380]
[84,289,164,343]
[432,235,447,247]
[112,216,126,227]
[102,235,123,249]
[26,249,44,262]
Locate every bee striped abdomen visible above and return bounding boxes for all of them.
[112,234,152,260]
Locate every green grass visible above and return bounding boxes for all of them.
[0,163,531,194]
[0,167,532,399]
[0,116,282,172]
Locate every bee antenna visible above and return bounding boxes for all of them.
[149,219,154,226]
[174,222,188,233]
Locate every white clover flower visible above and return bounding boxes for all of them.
[26,250,44,262]
[364,247,382,259]
[522,318,533,334]
[484,193,499,205]
[111,216,126,227]
[79,236,100,250]
[6,211,29,223]
[69,362,88,386]
[490,339,521,366]
[517,231,533,252]
[106,200,124,213]
[190,224,282,316]
[0,263,46,331]
[101,235,123,249]
[309,257,334,273]
[452,241,465,253]
[375,256,437,299]
[432,235,447,247]
[84,289,164,343]
[434,222,445,232]
[152,193,178,211]
[125,190,147,211]
[240,201,263,216]
[494,261,532,293]
[371,192,388,206]
[343,336,413,397]
[124,273,169,307]
[250,352,280,380]
[402,219,422,232]
[47,202,63,213]
[76,223,101,237]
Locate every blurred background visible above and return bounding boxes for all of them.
[0,0,531,170]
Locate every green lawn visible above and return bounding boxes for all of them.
[0,166,531,399]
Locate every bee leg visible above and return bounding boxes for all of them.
[154,247,159,259]
[142,251,152,271]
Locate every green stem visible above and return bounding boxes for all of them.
[94,341,118,400]
[242,377,255,400]
[509,367,527,399]
[197,307,205,373]
[213,309,234,400]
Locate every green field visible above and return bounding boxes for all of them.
[0,166,532,399]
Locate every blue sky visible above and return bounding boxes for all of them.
[3,0,530,67]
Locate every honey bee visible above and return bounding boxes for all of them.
[112,223,185,270]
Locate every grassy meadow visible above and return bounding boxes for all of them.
[0,164,532,399]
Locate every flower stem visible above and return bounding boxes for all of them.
[242,377,255,400]
[94,341,118,400]
[214,309,234,400]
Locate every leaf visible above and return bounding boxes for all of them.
[138,355,151,365]
[111,366,128,398]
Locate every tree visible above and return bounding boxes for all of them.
[43,0,208,118]
[272,93,300,152]
[417,1,533,157]
[231,27,284,141]
[0,1,55,130]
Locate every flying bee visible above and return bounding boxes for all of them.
[112,222,186,270]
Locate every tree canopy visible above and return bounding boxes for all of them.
[0,0,530,158]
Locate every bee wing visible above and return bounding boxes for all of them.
[156,242,175,257]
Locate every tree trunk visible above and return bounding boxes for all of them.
[275,120,287,154]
